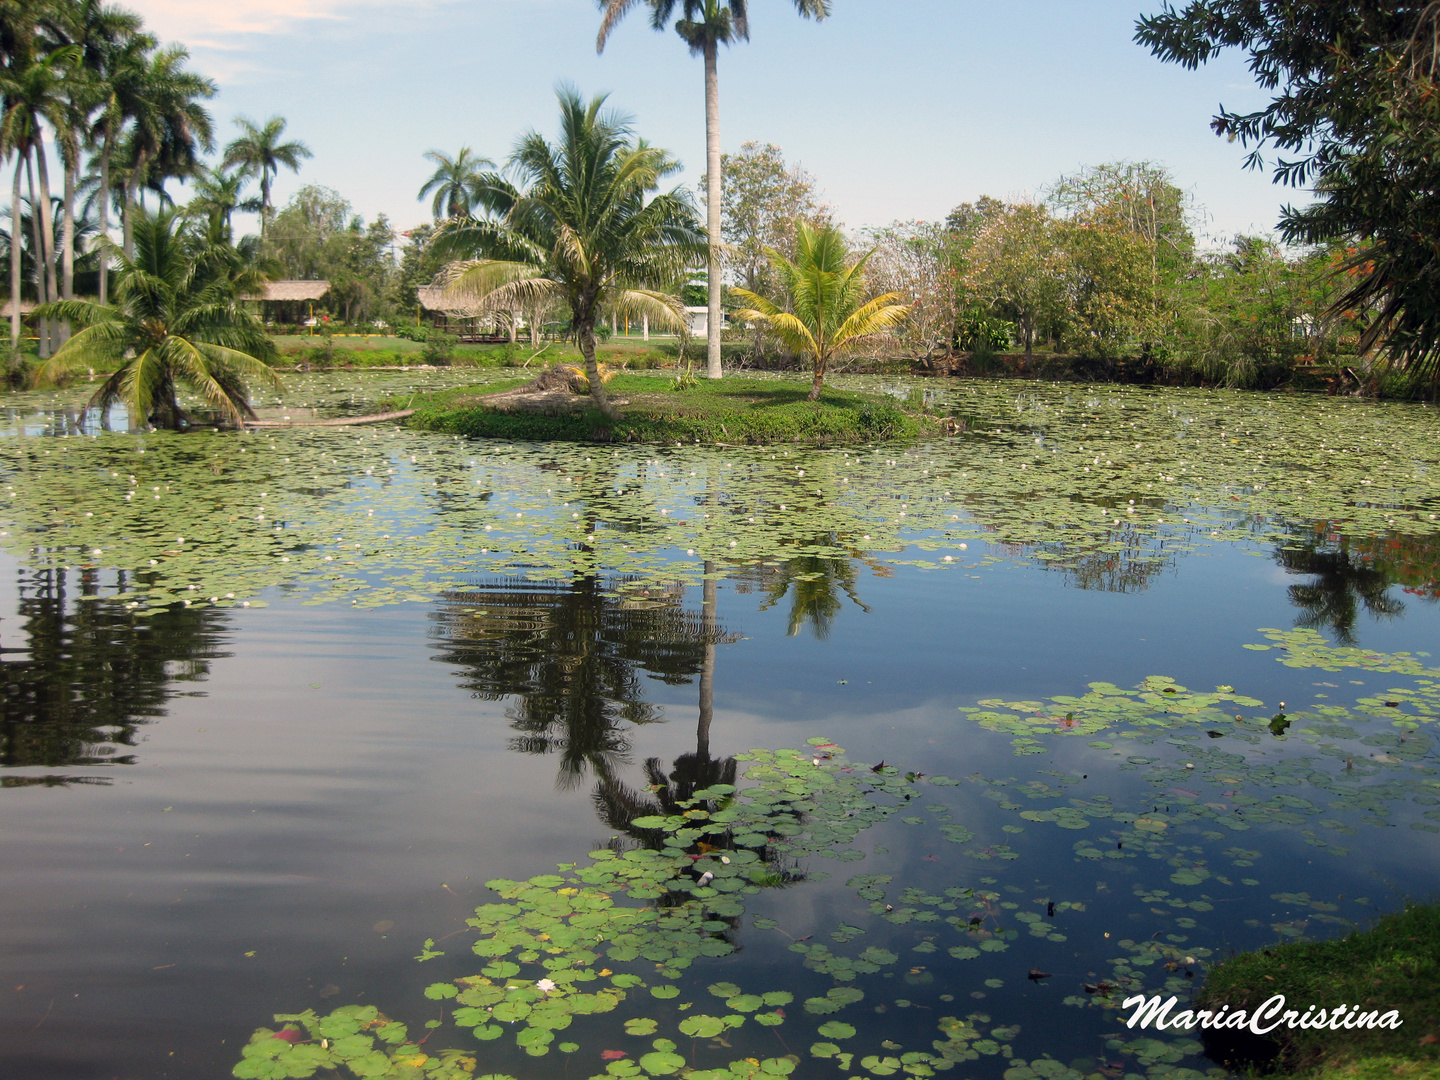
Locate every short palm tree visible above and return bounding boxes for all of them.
[221,115,310,239]
[730,221,909,400]
[432,87,704,421]
[31,208,280,430]
[417,146,496,220]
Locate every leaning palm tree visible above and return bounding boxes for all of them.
[731,221,909,400]
[597,0,832,381]
[416,146,496,220]
[432,87,704,422]
[31,208,280,430]
[221,115,309,239]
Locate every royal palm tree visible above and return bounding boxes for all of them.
[221,115,309,240]
[597,0,832,381]
[31,207,280,430]
[120,44,214,258]
[49,1,143,324]
[0,38,79,356]
[731,221,909,400]
[185,166,255,241]
[87,26,154,303]
[416,146,495,221]
[432,87,704,421]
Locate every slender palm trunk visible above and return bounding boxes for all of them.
[808,354,826,401]
[260,173,270,241]
[10,159,22,354]
[98,139,111,306]
[61,157,75,344]
[34,132,59,325]
[704,37,723,380]
[25,155,49,359]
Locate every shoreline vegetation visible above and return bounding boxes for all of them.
[400,371,934,444]
[1192,903,1440,1080]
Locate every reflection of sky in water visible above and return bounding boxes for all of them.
[1,375,1438,1078]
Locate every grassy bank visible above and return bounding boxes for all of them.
[405,374,931,444]
[267,335,676,371]
[1193,903,1440,1080]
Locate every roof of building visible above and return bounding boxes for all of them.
[242,280,332,302]
[416,284,489,318]
[0,299,37,317]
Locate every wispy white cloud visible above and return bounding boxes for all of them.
[127,0,455,44]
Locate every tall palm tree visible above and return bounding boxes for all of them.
[49,1,143,325]
[0,38,80,356]
[120,44,215,259]
[87,27,155,304]
[416,146,495,220]
[221,115,309,240]
[185,165,255,241]
[731,221,909,400]
[597,0,832,381]
[432,87,704,421]
[31,207,280,430]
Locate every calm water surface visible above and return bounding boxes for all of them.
[2,374,1438,1080]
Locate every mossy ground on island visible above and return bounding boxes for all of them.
[403,374,932,444]
[1192,903,1440,1080]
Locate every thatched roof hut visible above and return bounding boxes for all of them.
[416,284,487,318]
[0,299,37,318]
[241,280,331,302]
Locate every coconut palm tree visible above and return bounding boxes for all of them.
[221,115,309,240]
[730,221,909,400]
[432,87,704,421]
[416,146,496,221]
[597,0,832,381]
[31,207,280,430]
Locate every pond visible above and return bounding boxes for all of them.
[1,373,1437,1080]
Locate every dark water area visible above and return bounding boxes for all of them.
[2,375,1439,1080]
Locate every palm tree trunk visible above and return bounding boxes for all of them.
[61,157,75,344]
[122,169,136,259]
[10,159,22,354]
[578,318,618,422]
[808,354,825,401]
[260,172,270,241]
[98,139,111,306]
[704,36,723,381]
[34,132,60,329]
[25,154,49,359]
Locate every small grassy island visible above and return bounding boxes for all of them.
[1193,903,1440,1080]
[403,371,935,444]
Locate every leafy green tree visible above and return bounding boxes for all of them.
[963,202,1069,361]
[432,88,704,420]
[221,114,310,240]
[265,184,395,324]
[31,207,279,429]
[416,145,496,221]
[597,0,831,380]
[716,141,832,295]
[1136,3,1440,389]
[730,220,909,399]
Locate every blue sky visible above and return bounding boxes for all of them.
[131,0,1295,246]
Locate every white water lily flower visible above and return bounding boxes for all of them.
[536,978,557,994]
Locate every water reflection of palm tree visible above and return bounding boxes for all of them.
[0,567,230,778]
[1275,537,1404,646]
[431,571,736,789]
[740,543,872,640]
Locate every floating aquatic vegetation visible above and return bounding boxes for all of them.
[4,374,1440,616]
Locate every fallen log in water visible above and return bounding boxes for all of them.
[245,409,416,428]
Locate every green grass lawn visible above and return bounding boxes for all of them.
[404,373,933,444]
[1193,903,1440,1079]
[267,335,677,370]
